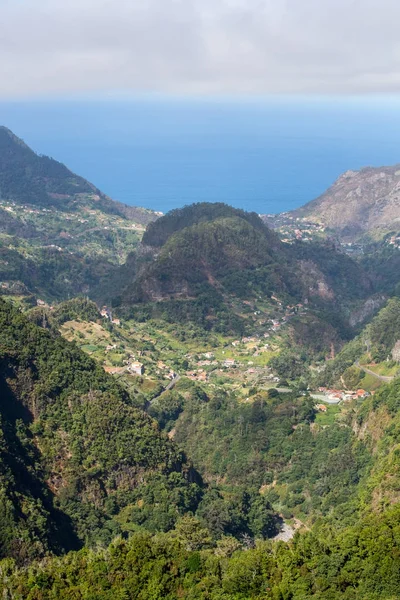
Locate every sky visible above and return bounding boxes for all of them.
[2,0,400,98]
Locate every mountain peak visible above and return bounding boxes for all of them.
[0,125,129,217]
[293,162,400,239]
[0,125,32,149]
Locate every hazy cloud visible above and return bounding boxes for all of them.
[1,0,400,97]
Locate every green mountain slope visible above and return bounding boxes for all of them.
[0,126,158,301]
[0,126,113,213]
[0,298,203,563]
[128,215,282,302]
[0,126,123,216]
[3,505,400,599]
[142,202,273,247]
[4,362,400,598]
[0,297,283,565]
[5,365,400,599]
[320,297,400,388]
[111,204,373,348]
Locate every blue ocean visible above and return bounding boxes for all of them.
[1,96,400,215]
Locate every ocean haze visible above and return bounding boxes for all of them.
[1,97,400,214]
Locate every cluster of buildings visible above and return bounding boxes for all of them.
[156,361,177,380]
[186,369,207,382]
[315,388,373,413]
[263,213,326,244]
[223,358,236,368]
[316,387,371,404]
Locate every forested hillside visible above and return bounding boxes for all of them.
[114,203,373,348]
[0,126,124,215]
[142,202,272,247]
[3,292,400,598]
[320,297,400,388]
[3,506,400,599]
[0,126,157,301]
[0,299,202,562]
[0,298,284,566]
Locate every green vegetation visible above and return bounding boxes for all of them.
[171,388,373,527]
[0,298,283,566]
[3,133,400,597]
[2,506,400,599]
[0,127,156,301]
[0,126,153,219]
[0,298,202,562]
[142,202,271,247]
[117,204,371,349]
[321,298,400,387]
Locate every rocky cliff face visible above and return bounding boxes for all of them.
[293,165,400,239]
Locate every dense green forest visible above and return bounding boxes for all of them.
[169,386,369,526]
[2,505,400,599]
[0,298,199,561]
[141,202,274,248]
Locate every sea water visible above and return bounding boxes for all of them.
[1,95,400,214]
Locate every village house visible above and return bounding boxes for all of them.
[317,387,370,404]
[186,370,207,382]
[100,306,112,319]
[242,336,257,344]
[328,390,343,402]
[223,359,236,368]
[127,362,144,376]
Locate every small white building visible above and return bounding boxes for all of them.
[224,359,236,368]
[127,362,144,376]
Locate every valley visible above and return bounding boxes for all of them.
[2,127,400,598]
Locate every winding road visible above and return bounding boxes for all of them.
[356,361,395,383]
[148,374,181,406]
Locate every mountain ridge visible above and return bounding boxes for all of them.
[0,125,157,222]
[289,163,400,240]
[0,126,159,301]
